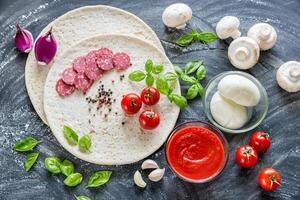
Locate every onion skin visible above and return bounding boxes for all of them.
[34,27,57,65]
[15,24,33,53]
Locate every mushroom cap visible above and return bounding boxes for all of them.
[276,61,300,92]
[162,3,192,29]
[216,16,241,39]
[247,23,277,50]
[228,37,260,69]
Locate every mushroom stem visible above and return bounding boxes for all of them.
[232,30,241,39]
[235,47,249,61]
[258,27,272,40]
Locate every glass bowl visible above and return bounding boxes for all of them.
[202,71,268,134]
[165,121,229,183]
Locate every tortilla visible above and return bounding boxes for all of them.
[25,5,164,124]
[44,34,180,165]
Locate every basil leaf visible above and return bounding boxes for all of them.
[164,72,178,82]
[145,59,153,73]
[156,77,170,95]
[24,152,39,172]
[86,171,112,188]
[13,137,40,152]
[168,94,187,108]
[186,84,199,100]
[180,74,197,85]
[176,34,194,47]
[145,74,154,86]
[60,160,74,176]
[79,135,92,152]
[195,32,218,43]
[128,70,146,81]
[63,125,78,145]
[45,157,62,174]
[75,195,91,200]
[64,173,83,187]
[197,83,204,97]
[185,60,203,75]
[196,65,206,80]
[174,65,184,76]
[152,64,164,74]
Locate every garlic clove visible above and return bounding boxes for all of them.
[133,171,146,188]
[15,24,34,53]
[141,159,159,170]
[148,168,165,182]
[34,27,57,65]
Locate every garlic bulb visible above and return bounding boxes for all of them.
[148,168,165,182]
[276,61,300,92]
[162,3,192,29]
[133,171,146,188]
[141,159,159,170]
[15,24,34,53]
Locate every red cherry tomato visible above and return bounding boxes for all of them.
[121,93,142,115]
[249,131,271,152]
[235,145,258,168]
[139,110,160,130]
[140,87,160,106]
[258,168,281,191]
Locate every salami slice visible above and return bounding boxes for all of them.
[112,52,131,70]
[62,67,77,85]
[85,63,103,80]
[86,50,98,63]
[96,48,113,58]
[96,56,114,71]
[74,73,93,92]
[56,79,75,97]
[72,56,87,73]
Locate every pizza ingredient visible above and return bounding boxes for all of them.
[13,137,40,152]
[34,27,57,65]
[235,145,258,168]
[247,23,277,51]
[60,160,75,176]
[258,168,281,191]
[55,79,76,97]
[176,29,218,47]
[75,195,91,200]
[86,170,112,188]
[45,157,62,174]
[148,168,165,182]
[63,125,79,145]
[249,131,271,152]
[139,110,160,130]
[64,173,83,187]
[96,47,114,58]
[74,73,93,92]
[113,52,131,70]
[133,170,146,188]
[141,159,159,170]
[276,61,300,92]
[228,37,260,69]
[72,56,87,73]
[162,3,192,29]
[85,61,103,80]
[62,68,77,85]
[141,87,160,106]
[216,16,241,39]
[24,152,39,172]
[96,56,114,71]
[79,134,92,152]
[15,24,33,53]
[121,93,142,115]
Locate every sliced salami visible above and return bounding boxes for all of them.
[85,63,104,80]
[62,67,77,85]
[56,79,75,97]
[112,52,131,70]
[72,56,87,73]
[86,50,98,63]
[96,48,113,58]
[96,56,114,71]
[74,73,93,92]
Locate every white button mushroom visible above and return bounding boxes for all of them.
[247,23,277,51]
[228,37,260,69]
[276,61,300,92]
[162,3,192,29]
[210,92,248,129]
[216,16,241,39]
[218,74,261,106]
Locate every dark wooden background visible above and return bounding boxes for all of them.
[0,0,299,199]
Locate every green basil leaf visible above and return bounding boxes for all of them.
[196,65,206,80]
[180,74,197,85]
[128,70,146,81]
[75,195,91,200]
[45,157,62,174]
[86,171,112,188]
[174,65,184,76]
[195,32,218,43]
[191,29,199,36]
[176,34,194,47]
[152,64,164,74]
[79,135,92,152]
[164,72,178,82]
[186,84,199,100]
[145,74,154,86]
[197,83,204,97]
[24,152,39,172]
[60,160,74,176]
[156,77,170,95]
[63,125,78,145]
[13,137,40,152]
[145,59,153,73]
[185,60,203,75]
[64,173,83,187]
[168,94,187,108]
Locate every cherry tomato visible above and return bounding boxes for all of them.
[121,93,142,115]
[140,87,160,106]
[249,131,271,152]
[258,168,281,191]
[139,110,160,130]
[235,145,258,168]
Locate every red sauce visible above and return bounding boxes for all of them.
[166,126,226,181]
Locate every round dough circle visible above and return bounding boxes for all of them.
[44,34,180,165]
[25,5,164,125]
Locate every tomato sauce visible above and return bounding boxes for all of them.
[166,125,226,181]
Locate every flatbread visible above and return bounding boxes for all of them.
[44,34,180,165]
[25,5,164,124]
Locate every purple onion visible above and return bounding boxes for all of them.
[15,24,34,53]
[34,27,57,65]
